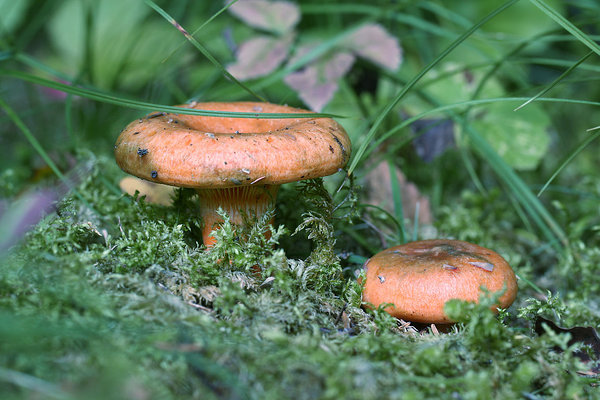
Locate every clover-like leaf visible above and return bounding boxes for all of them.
[342,23,402,71]
[284,52,355,111]
[228,34,293,80]
[473,102,551,170]
[228,0,300,34]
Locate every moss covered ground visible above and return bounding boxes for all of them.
[2,154,600,399]
[2,1,600,399]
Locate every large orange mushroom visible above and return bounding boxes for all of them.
[361,239,518,324]
[114,101,350,247]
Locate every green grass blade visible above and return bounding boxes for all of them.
[301,3,464,40]
[412,202,420,242]
[340,225,381,255]
[360,203,406,243]
[0,96,96,214]
[143,0,265,102]
[1,69,340,119]
[515,50,594,111]
[374,96,600,151]
[537,131,600,197]
[387,159,406,244]
[162,0,240,63]
[0,367,70,400]
[457,143,487,195]
[347,0,519,175]
[529,0,600,56]
[462,122,567,249]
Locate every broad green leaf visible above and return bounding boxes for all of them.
[472,102,550,170]
[0,0,30,34]
[47,0,178,89]
[453,0,565,39]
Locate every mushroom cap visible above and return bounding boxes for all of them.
[114,102,351,189]
[361,239,518,324]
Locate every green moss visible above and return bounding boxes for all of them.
[1,156,600,399]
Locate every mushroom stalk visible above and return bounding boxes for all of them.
[196,185,279,247]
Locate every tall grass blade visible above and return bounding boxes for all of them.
[162,0,240,63]
[0,69,338,119]
[537,131,600,197]
[360,203,406,243]
[412,202,420,242]
[387,159,406,244]
[529,0,600,56]
[0,367,70,400]
[515,51,593,111]
[462,122,567,249]
[348,0,519,175]
[0,96,96,214]
[143,0,266,102]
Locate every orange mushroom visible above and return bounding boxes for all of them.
[361,239,518,324]
[114,101,351,247]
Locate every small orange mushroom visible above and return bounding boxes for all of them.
[114,101,351,247]
[361,239,518,324]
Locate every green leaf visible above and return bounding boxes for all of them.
[47,0,157,88]
[472,102,551,170]
[347,0,520,175]
[528,0,600,57]
[0,0,30,34]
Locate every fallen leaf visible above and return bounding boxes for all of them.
[410,118,455,163]
[227,34,293,80]
[363,161,433,226]
[535,317,600,371]
[284,51,355,111]
[119,176,176,206]
[342,23,402,71]
[227,0,300,34]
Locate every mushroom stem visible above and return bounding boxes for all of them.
[196,185,279,247]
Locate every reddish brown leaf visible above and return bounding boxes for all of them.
[228,0,300,34]
[363,162,433,227]
[228,34,293,80]
[342,23,402,71]
[284,51,355,111]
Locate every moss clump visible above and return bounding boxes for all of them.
[1,156,599,399]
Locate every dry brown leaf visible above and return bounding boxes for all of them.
[363,162,433,226]
[228,0,300,34]
[535,317,600,369]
